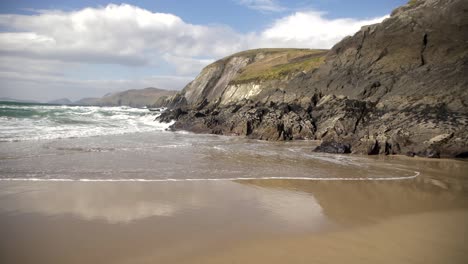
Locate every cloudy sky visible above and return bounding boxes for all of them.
[0,0,405,102]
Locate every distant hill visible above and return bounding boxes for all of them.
[74,97,101,106]
[47,98,72,105]
[75,87,178,108]
[0,97,40,104]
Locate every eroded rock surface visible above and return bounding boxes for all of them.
[159,0,468,158]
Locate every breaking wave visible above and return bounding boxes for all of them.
[0,102,172,141]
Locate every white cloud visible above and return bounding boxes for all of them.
[0,4,244,66]
[162,54,215,75]
[0,5,388,66]
[236,0,286,12]
[0,4,388,100]
[0,56,71,77]
[253,11,389,49]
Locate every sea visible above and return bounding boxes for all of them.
[0,101,171,142]
[1,101,468,263]
[0,101,423,181]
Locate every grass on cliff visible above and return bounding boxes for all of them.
[227,49,328,84]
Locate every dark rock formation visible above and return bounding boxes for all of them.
[314,142,352,154]
[159,0,468,159]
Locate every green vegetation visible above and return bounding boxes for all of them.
[408,0,419,6]
[227,49,328,84]
[224,48,309,59]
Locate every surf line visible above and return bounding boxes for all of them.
[0,171,420,182]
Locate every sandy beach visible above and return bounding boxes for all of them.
[1,147,467,263]
[1,116,467,264]
[1,0,467,262]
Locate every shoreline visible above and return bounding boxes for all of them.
[164,127,468,161]
[2,175,468,264]
[0,170,420,182]
[1,127,468,263]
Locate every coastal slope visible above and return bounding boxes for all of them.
[47,98,73,105]
[160,0,468,158]
[76,87,177,108]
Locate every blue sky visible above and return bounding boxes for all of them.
[0,0,407,101]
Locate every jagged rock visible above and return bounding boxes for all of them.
[158,108,188,122]
[428,133,454,144]
[417,149,441,159]
[455,152,468,159]
[427,150,441,159]
[314,141,352,154]
[158,0,468,158]
[367,140,380,155]
[194,112,206,118]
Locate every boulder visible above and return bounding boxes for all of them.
[314,141,352,154]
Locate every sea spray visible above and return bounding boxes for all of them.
[0,102,172,141]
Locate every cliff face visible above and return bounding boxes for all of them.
[307,0,468,108]
[165,49,327,108]
[160,0,468,158]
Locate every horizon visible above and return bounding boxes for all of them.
[0,0,406,101]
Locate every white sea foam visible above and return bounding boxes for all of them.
[0,171,420,182]
[0,104,173,142]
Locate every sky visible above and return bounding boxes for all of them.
[0,0,407,102]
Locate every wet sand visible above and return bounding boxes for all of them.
[1,165,468,263]
[186,211,468,264]
[1,133,468,263]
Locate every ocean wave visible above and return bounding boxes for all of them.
[0,103,172,141]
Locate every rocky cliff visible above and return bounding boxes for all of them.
[160,0,468,159]
[164,49,327,108]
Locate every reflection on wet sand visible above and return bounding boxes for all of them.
[1,162,468,264]
[0,181,326,228]
[1,132,468,264]
[0,180,330,264]
[186,210,468,264]
[241,178,468,226]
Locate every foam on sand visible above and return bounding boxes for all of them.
[0,171,420,182]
